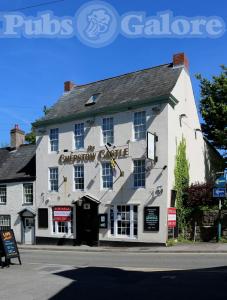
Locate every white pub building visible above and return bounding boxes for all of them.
[33,53,221,246]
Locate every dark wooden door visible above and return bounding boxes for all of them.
[76,200,99,246]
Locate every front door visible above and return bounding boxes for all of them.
[24,218,35,245]
[76,199,99,246]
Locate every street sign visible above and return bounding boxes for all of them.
[215,176,226,188]
[213,187,226,198]
[168,208,177,228]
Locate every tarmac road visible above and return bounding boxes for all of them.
[0,250,227,300]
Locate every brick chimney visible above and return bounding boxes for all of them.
[10,124,25,149]
[64,81,74,93]
[173,53,189,70]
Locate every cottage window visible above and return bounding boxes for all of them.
[0,215,11,231]
[50,128,59,152]
[134,111,146,140]
[49,167,58,192]
[74,165,84,190]
[102,117,114,144]
[75,123,84,149]
[133,160,145,188]
[0,185,7,204]
[102,162,113,189]
[23,183,33,204]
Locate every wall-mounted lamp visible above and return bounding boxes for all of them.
[63,176,67,182]
[179,114,187,127]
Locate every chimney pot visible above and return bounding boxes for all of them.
[64,81,74,93]
[173,53,189,70]
[10,125,25,149]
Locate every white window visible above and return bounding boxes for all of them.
[102,117,114,144]
[0,215,11,231]
[49,168,58,192]
[134,111,146,140]
[102,162,113,189]
[23,183,33,204]
[74,165,84,190]
[52,207,73,235]
[133,160,145,188]
[110,205,138,238]
[0,185,6,204]
[50,128,59,152]
[75,123,84,149]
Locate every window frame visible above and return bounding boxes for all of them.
[133,159,146,189]
[102,117,114,145]
[74,164,84,190]
[110,205,138,239]
[0,185,7,204]
[102,162,113,189]
[49,128,59,152]
[133,111,146,140]
[23,183,33,205]
[0,215,11,231]
[49,167,59,192]
[74,123,85,150]
[52,207,73,236]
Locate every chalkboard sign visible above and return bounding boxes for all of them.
[144,207,160,232]
[0,230,21,265]
[99,214,108,229]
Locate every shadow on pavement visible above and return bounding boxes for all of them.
[49,266,227,300]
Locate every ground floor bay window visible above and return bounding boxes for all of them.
[110,205,138,238]
[52,206,73,235]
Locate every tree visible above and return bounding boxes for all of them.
[185,182,214,208]
[174,137,190,234]
[196,65,227,160]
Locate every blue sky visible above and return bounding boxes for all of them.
[0,0,226,145]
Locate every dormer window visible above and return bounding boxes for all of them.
[85,93,101,106]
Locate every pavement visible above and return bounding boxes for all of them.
[18,242,227,253]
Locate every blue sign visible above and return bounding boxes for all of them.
[213,188,226,198]
[215,176,226,188]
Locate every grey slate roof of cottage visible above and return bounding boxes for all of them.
[34,63,182,126]
[0,144,36,183]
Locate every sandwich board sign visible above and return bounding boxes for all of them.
[0,229,21,267]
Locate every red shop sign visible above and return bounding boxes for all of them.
[53,206,72,222]
[168,208,177,228]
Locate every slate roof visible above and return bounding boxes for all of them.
[0,144,36,183]
[34,63,182,127]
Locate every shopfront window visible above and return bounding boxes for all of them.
[52,206,73,235]
[110,205,138,238]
